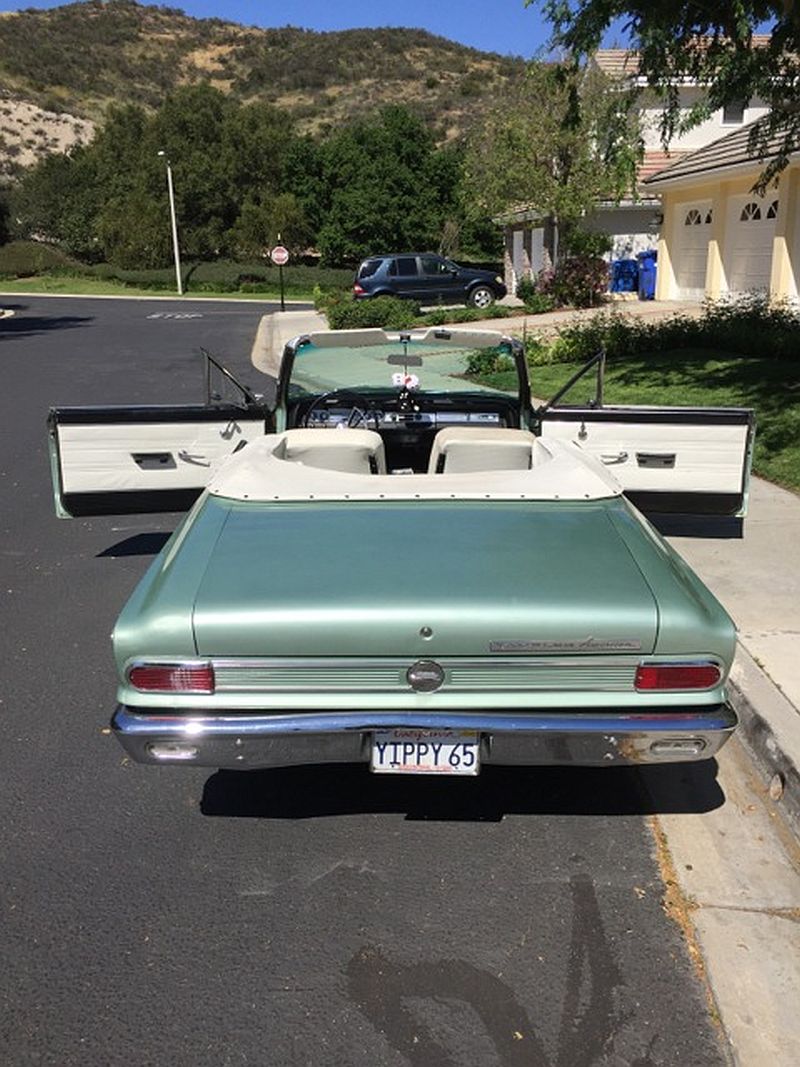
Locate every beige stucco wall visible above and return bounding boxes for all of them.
[770,168,800,300]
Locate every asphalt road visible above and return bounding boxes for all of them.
[1,296,730,1066]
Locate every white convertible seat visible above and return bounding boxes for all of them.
[280,428,387,474]
[428,426,536,474]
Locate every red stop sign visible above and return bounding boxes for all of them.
[270,245,289,265]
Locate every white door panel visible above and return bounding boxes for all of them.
[50,406,266,516]
[540,407,753,517]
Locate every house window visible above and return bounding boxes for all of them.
[705,210,713,224]
[767,199,779,219]
[685,208,702,225]
[723,100,747,124]
[740,201,762,221]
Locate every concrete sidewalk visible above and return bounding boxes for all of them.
[666,477,800,834]
[455,295,704,336]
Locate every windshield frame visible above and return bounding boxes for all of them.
[274,328,531,429]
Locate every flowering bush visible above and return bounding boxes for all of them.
[537,255,609,308]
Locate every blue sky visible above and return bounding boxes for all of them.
[0,0,614,59]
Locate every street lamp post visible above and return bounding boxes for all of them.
[157,151,183,296]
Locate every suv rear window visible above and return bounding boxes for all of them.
[357,259,382,279]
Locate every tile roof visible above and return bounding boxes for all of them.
[637,150,688,184]
[593,36,772,81]
[593,50,639,78]
[643,119,794,186]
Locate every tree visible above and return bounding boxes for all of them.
[11,86,304,265]
[463,62,641,252]
[229,192,312,258]
[98,189,170,269]
[314,106,465,266]
[530,1,799,186]
[9,147,103,260]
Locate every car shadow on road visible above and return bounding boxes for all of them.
[0,312,94,340]
[200,759,724,821]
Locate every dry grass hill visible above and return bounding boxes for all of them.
[0,0,526,180]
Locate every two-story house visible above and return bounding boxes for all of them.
[497,44,770,296]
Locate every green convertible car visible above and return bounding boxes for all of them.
[49,327,754,776]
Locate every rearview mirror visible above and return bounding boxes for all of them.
[387,354,423,367]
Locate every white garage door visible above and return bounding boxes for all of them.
[725,195,778,293]
[673,201,712,299]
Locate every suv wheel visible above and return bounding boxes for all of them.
[468,285,495,309]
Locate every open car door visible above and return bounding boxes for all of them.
[49,351,269,518]
[536,353,755,520]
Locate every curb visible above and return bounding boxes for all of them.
[727,645,800,839]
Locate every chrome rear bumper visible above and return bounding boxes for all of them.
[112,704,737,768]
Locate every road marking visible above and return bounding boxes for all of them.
[146,312,204,319]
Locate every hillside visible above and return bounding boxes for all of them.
[0,0,526,176]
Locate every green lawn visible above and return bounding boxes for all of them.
[488,348,800,493]
[0,275,316,301]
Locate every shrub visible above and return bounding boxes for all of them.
[523,292,557,314]
[515,276,536,303]
[85,260,355,294]
[465,348,515,377]
[325,296,420,330]
[561,226,613,259]
[536,294,800,366]
[540,256,609,309]
[698,293,800,360]
[0,239,84,278]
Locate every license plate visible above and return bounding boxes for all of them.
[371,729,480,775]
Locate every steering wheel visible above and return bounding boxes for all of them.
[302,389,381,430]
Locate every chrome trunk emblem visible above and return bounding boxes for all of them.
[406,660,445,692]
[489,638,642,653]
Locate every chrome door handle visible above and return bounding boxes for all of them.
[178,450,211,467]
[600,451,628,464]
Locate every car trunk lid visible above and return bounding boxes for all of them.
[191,500,659,657]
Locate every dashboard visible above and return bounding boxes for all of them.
[304,407,505,430]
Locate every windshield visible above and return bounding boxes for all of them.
[286,332,521,401]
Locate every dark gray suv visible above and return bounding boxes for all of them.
[353,252,506,308]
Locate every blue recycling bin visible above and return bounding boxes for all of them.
[610,258,639,292]
[637,250,658,300]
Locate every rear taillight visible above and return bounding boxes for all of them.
[353,282,365,295]
[635,662,721,691]
[128,662,215,694]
